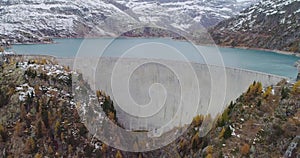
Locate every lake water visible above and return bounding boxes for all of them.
[8,38,300,79]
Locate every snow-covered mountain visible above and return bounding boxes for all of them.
[0,0,258,44]
[0,0,138,43]
[116,0,259,28]
[210,0,300,53]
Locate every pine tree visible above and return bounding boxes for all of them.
[96,90,102,98]
[191,133,199,150]
[34,153,43,158]
[223,126,232,139]
[20,104,27,120]
[281,87,290,99]
[116,150,123,158]
[292,80,300,94]
[48,145,54,155]
[68,144,73,154]
[14,121,23,136]
[41,108,49,128]
[0,124,4,141]
[24,137,36,154]
[192,115,204,126]
[138,153,143,158]
[101,143,108,153]
[0,124,8,142]
[36,121,43,138]
[263,86,273,98]
[206,145,213,154]
[84,145,93,157]
[54,120,61,138]
[218,127,226,139]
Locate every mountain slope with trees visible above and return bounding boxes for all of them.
[0,55,299,157]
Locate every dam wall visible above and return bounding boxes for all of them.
[5,54,57,63]
[57,57,286,131]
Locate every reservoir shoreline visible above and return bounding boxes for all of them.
[219,45,300,57]
[7,37,299,57]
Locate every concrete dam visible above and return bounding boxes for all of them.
[57,57,286,132]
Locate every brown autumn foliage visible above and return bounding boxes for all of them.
[241,143,250,155]
[192,114,204,126]
[24,137,36,154]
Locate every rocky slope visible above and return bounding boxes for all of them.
[0,55,122,157]
[0,0,258,44]
[199,81,300,157]
[210,0,300,53]
[0,55,299,157]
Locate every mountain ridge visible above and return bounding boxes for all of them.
[0,0,258,44]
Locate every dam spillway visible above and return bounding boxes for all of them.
[57,57,286,132]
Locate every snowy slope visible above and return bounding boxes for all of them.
[0,0,138,43]
[0,0,258,44]
[116,0,259,29]
[210,0,300,52]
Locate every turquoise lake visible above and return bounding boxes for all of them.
[8,38,300,79]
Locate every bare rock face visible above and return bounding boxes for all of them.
[0,0,258,43]
[210,0,300,53]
